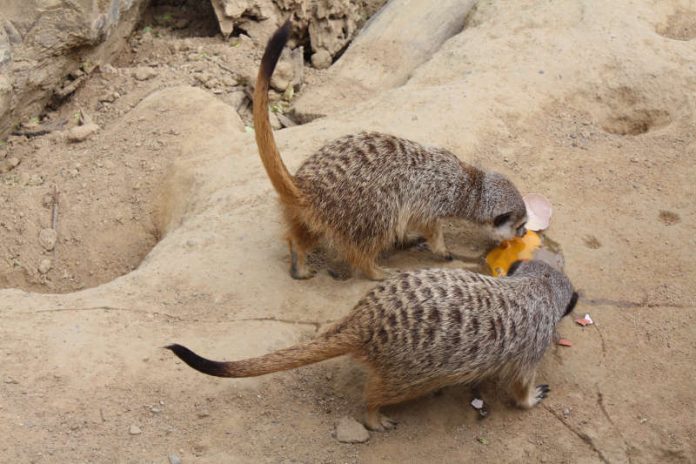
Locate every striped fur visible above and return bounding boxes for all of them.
[168,261,577,430]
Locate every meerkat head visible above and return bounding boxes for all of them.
[479,172,527,241]
[507,259,578,319]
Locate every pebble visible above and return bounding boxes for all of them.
[38,228,57,251]
[38,258,52,274]
[311,49,332,70]
[27,174,44,186]
[100,63,117,74]
[269,112,282,130]
[334,416,369,444]
[66,123,100,143]
[129,424,142,435]
[133,66,157,81]
[99,91,120,103]
[0,157,19,174]
[270,61,294,91]
[168,453,182,464]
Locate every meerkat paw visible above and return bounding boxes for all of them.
[365,413,397,432]
[535,384,550,402]
[290,267,315,280]
[327,265,353,281]
[518,384,550,409]
[365,268,390,281]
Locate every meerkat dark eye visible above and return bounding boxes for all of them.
[507,260,524,276]
[493,212,512,227]
[563,292,579,317]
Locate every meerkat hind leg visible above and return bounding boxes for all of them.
[288,221,318,279]
[364,374,453,431]
[421,221,453,261]
[511,370,549,409]
[345,247,390,281]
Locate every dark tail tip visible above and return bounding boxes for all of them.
[165,343,234,378]
[260,20,291,81]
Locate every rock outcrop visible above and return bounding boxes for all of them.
[0,0,148,137]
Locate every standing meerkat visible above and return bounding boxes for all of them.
[167,260,578,430]
[253,22,527,280]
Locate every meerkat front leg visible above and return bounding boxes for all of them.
[287,220,318,279]
[510,370,550,409]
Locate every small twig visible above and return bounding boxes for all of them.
[11,119,67,138]
[11,128,53,137]
[51,185,60,231]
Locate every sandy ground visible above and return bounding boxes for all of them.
[1,0,696,463]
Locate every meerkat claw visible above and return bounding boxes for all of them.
[365,413,397,432]
[290,268,315,280]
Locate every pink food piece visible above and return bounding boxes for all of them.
[575,318,591,327]
[557,338,573,347]
[523,193,553,231]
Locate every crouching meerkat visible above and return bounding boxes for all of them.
[167,260,578,430]
[253,21,527,280]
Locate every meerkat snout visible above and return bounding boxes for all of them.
[480,172,527,241]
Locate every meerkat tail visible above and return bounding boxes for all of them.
[252,20,301,205]
[166,332,355,378]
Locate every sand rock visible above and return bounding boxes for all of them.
[0,157,19,174]
[210,0,385,60]
[270,60,293,92]
[66,123,100,143]
[38,229,57,251]
[129,424,142,435]
[334,416,369,443]
[38,259,52,274]
[133,66,157,81]
[0,0,148,138]
[311,50,332,69]
[293,0,476,121]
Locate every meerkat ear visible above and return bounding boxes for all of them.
[493,212,512,227]
[563,292,579,317]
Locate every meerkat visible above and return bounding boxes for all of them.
[253,22,527,280]
[167,260,578,430]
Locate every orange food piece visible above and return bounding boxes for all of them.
[557,338,573,347]
[575,318,591,327]
[485,230,542,277]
